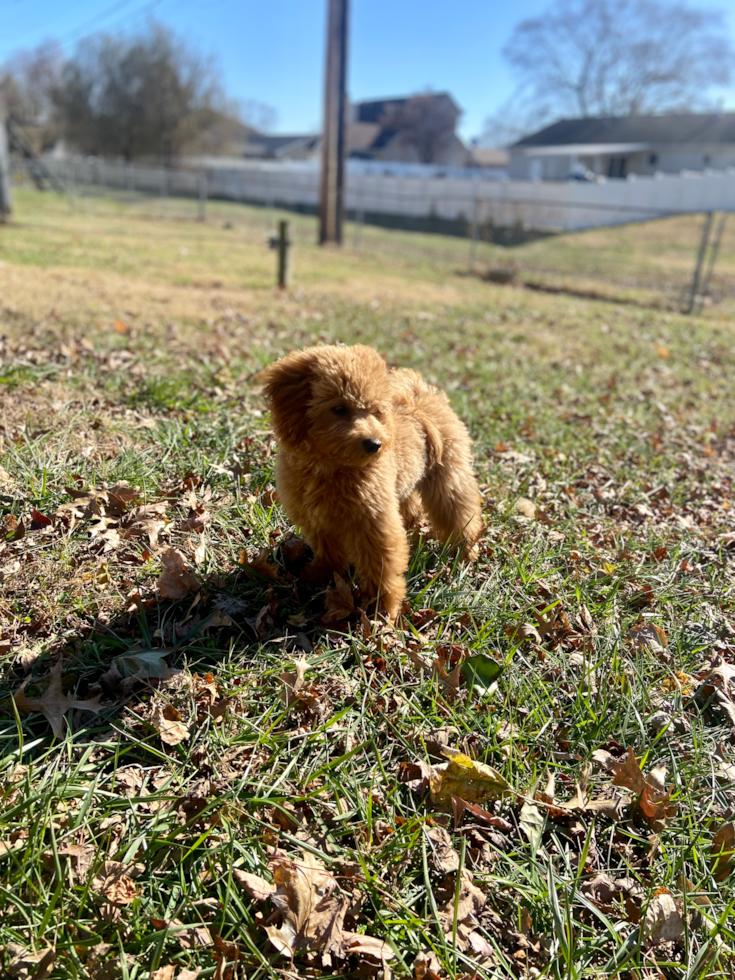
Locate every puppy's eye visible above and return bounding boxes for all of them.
[332,405,348,416]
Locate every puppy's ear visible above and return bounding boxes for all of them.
[261,349,316,449]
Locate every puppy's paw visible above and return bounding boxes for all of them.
[301,560,334,585]
[463,541,480,562]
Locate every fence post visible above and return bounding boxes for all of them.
[198,173,207,221]
[697,211,727,312]
[0,111,11,222]
[468,194,480,273]
[68,161,76,212]
[685,211,714,314]
[160,168,168,217]
[269,219,291,288]
[353,179,365,249]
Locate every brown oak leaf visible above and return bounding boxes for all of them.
[13,659,102,738]
[157,546,200,600]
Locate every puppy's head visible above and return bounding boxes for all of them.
[262,345,394,466]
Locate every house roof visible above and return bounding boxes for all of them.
[346,122,381,152]
[243,133,320,158]
[470,147,509,168]
[513,113,735,150]
[245,133,317,152]
[353,92,461,125]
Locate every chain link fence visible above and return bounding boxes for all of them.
[10,155,735,314]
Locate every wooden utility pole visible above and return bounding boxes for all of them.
[0,95,12,222]
[319,0,349,245]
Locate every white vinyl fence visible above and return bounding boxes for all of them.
[33,157,735,233]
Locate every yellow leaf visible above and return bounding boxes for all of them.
[430,747,510,805]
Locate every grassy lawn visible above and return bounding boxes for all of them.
[1,189,735,979]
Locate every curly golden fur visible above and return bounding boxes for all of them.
[262,344,483,620]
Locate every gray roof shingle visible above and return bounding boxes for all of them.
[513,114,735,148]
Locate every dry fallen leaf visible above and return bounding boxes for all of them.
[280,658,309,707]
[505,621,542,645]
[116,502,168,547]
[426,825,460,872]
[150,967,176,980]
[711,822,735,881]
[438,869,486,950]
[693,662,735,726]
[398,760,433,794]
[323,573,355,623]
[157,546,200,600]
[643,888,684,945]
[430,747,511,806]
[53,843,96,879]
[519,801,545,857]
[608,747,677,830]
[543,765,623,820]
[714,743,735,782]
[233,868,276,901]
[150,703,190,746]
[92,861,139,905]
[265,851,346,963]
[5,945,56,980]
[56,482,139,522]
[14,659,103,738]
[241,547,281,582]
[235,849,393,966]
[625,623,668,655]
[581,874,644,914]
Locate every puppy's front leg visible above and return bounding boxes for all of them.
[347,506,409,622]
[301,530,347,584]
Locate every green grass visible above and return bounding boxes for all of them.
[1,189,735,979]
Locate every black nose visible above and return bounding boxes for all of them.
[363,438,381,455]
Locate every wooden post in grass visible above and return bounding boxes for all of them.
[0,96,12,222]
[160,167,168,217]
[468,194,480,273]
[685,211,714,314]
[697,212,728,313]
[269,219,291,289]
[319,0,349,245]
[67,160,77,212]
[198,173,207,221]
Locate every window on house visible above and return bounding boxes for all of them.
[607,156,628,179]
[648,153,658,166]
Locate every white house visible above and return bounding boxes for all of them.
[509,113,735,180]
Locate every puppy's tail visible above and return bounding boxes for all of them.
[416,408,444,468]
[391,367,444,466]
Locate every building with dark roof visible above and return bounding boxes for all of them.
[243,132,321,161]
[509,113,735,180]
[349,93,469,166]
[240,93,471,167]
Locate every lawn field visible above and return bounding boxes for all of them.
[1,190,735,979]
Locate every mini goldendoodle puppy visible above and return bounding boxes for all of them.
[262,344,483,620]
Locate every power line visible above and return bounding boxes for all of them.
[56,0,139,44]
[57,0,169,49]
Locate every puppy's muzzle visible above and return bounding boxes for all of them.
[363,438,382,455]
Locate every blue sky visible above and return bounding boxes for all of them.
[3,0,735,140]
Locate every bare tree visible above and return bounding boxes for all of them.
[54,22,226,163]
[379,95,460,164]
[503,0,733,119]
[0,40,64,151]
[239,99,278,134]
